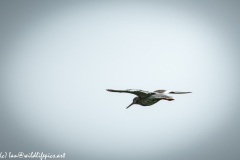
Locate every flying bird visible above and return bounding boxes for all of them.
[106,89,192,109]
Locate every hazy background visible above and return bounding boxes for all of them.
[0,1,240,160]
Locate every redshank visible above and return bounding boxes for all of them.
[106,89,192,109]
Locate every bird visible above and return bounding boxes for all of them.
[106,89,192,109]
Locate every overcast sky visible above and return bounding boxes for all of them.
[0,1,240,160]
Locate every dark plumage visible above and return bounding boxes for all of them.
[106,89,192,109]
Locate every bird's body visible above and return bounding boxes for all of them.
[139,96,160,106]
[106,89,191,109]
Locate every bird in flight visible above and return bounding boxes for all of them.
[106,89,192,109]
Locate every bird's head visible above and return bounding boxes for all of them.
[126,97,140,109]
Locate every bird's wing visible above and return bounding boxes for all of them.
[154,90,192,94]
[106,89,154,98]
[154,90,166,93]
[152,93,172,99]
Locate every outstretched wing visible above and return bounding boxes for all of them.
[154,90,166,93]
[106,89,154,98]
[154,90,192,94]
[152,93,172,99]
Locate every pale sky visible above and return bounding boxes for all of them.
[1,1,240,160]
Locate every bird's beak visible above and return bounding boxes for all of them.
[126,102,134,109]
